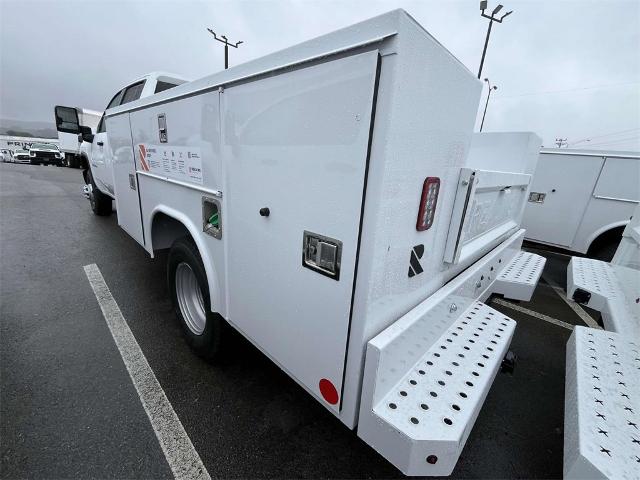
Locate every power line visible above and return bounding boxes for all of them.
[583,136,640,148]
[494,80,640,100]
[569,128,640,146]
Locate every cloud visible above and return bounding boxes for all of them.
[1,0,638,150]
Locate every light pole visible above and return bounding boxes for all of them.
[207,29,243,69]
[477,1,513,79]
[480,78,497,132]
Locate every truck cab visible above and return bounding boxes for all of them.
[54,72,188,209]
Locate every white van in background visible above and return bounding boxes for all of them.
[522,148,640,260]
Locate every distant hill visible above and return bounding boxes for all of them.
[0,118,57,139]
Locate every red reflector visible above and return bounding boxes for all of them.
[416,177,440,231]
[319,378,339,405]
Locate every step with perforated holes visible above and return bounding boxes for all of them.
[493,251,546,301]
[360,301,516,476]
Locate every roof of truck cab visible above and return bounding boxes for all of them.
[106,9,469,117]
[540,148,640,159]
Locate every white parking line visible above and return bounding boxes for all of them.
[541,273,602,329]
[84,264,210,480]
[492,298,575,331]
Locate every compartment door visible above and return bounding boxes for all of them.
[108,113,145,245]
[223,51,379,412]
[522,154,604,246]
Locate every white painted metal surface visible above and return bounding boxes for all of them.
[467,132,541,175]
[108,113,144,245]
[567,257,640,338]
[612,206,640,269]
[493,251,546,301]
[444,169,531,264]
[523,149,640,254]
[223,51,379,412]
[564,326,640,480]
[358,230,528,476]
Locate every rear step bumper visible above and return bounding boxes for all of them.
[357,230,543,476]
[564,326,640,479]
[493,251,546,301]
[567,257,640,338]
[359,301,515,476]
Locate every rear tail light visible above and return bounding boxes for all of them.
[416,177,440,231]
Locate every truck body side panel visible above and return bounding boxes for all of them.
[108,113,145,245]
[129,90,226,317]
[222,51,379,413]
[522,154,603,247]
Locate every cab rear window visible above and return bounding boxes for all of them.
[155,81,179,94]
[121,81,146,105]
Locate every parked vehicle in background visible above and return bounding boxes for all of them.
[1,149,12,162]
[13,149,31,164]
[29,143,63,166]
[522,148,640,261]
[54,107,101,168]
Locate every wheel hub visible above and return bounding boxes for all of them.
[175,262,206,335]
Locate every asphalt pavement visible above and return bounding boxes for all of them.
[1,163,600,479]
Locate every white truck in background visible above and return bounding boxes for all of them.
[61,10,552,476]
[521,148,640,261]
[54,107,101,168]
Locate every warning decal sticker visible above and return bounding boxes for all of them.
[137,144,203,185]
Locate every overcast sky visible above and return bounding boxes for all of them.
[1,0,638,150]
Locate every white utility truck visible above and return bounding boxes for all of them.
[522,148,640,261]
[54,107,101,168]
[70,10,550,476]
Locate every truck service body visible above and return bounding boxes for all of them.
[65,10,551,476]
[522,148,640,259]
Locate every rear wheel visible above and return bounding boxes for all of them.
[168,237,223,361]
[87,169,112,216]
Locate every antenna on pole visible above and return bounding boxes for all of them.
[207,28,243,70]
[555,138,568,148]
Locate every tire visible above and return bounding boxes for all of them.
[168,236,224,361]
[87,168,112,216]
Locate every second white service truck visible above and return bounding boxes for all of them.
[62,10,550,476]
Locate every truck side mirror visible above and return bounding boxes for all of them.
[54,105,81,134]
[80,125,94,143]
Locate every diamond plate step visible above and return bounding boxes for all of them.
[564,326,640,480]
[493,251,546,301]
[568,257,640,338]
[359,301,516,476]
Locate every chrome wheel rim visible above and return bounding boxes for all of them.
[175,262,206,335]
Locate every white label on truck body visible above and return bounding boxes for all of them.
[137,144,203,184]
